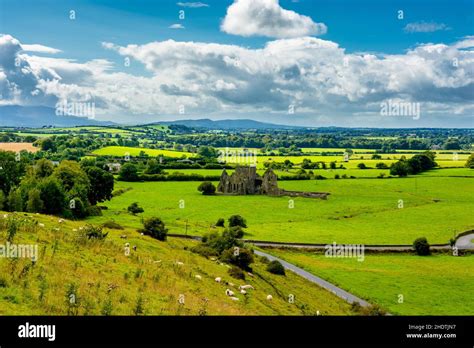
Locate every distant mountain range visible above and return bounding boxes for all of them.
[0,106,115,127]
[148,118,302,130]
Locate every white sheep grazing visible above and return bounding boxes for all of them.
[58,219,65,223]
[240,289,247,295]
[73,228,77,232]
[225,289,235,297]
[120,235,127,239]
[38,223,45,228]
[266,295,273,301]
[228,282,234,287]
[230,297,239,301]
[176,261,184,266]
[153,260,162,264]
[239,285,254,290]
[247,272,254,277]
[3,214,8,218]
[215,277,222,283]
[195,275,202,280]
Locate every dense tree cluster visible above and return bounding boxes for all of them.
[0,151,114,218]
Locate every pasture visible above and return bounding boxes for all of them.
[0,212,351,315]
[88,175,474,245]
[268,250,474,315]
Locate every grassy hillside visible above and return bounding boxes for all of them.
[269,249,474,315]
[0,212,352,315]
[88,176,474,245]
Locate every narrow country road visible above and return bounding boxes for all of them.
[253,249,370,308]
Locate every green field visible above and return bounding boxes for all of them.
[88,175,474,245]
[0,212,352,315]
[93,146,193,158]
[268,250,474,315]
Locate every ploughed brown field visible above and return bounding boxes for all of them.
[0,142,38,153]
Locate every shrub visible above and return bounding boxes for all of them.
[197,181,216,195]
[334,174,340,179]
[228,266,246,280]
[84,225,108,240]
[228,215,247,228]
[228,226,244,239]
[220,247,254,271]
[357,163,367,169]
[413,237,430,256]
[128,202,144,215]
[266,260,285,275]
[215,218,225,227]
[190,244,218,258]
[86,205,103,216]
[102,220,124,230]
[376,162,388,169]
[141,217,168,241]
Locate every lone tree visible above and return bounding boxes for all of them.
[118,163,139,182]
[141,217,168,241]
[465,154,474,169]
[228,215,247,228]
[197,181,216,195]
[128,202,144,215]
[413,237,431,256]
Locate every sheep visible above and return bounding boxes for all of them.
[215,277,222,283]
[230,297,239,301]
[125,243,130,247]
[225,289,235,297]
[228,282,235,287]
[73,228,77,232]
[247,272,254,277]
[266,295,273,301]
[176,261,184,266]
[195,275,202,280]
[38,223,45,228]
[120,235,127,239]
[239,285,254,290]
[153,260,162,264]
[58,219,65,223]
[240,289,247,295]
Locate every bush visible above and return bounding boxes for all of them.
[220,247,254,271]
[86,205,103,216]
[413,237,430,256]
[128,202,144,215]
[334,174,340,179]
[215,218,225,227]
[228,215,247,228]
[84,225,108,240]
[197,181,216,195]
[102,220,124,230]
[141,217,168,241]
[357,163,367,169]
[266,260,285,275]
[228,266,246,280]
[228,226,244,239]
[190,244,218,258]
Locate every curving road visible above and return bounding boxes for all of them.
[254,249,370,307]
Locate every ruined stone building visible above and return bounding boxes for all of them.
[217,166,329,199]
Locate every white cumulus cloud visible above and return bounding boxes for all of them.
[221,0,327,38]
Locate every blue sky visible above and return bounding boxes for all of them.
[0,0,473,127]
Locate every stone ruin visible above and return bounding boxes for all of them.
[217,166,329,199]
